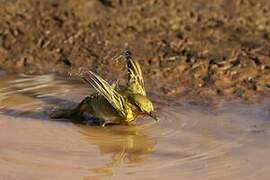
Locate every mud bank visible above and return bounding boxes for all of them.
[0,0,269,99]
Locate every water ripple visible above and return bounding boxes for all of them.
[0,73,269,180]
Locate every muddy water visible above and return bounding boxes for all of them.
[0,73,269,180]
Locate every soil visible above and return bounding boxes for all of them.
[0,0,270,100]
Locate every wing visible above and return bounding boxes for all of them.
[126,57,146,96]
[82,71,128,118]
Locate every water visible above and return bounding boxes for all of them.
[0,73,269,180]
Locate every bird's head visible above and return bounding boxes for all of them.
[131,94,159,121]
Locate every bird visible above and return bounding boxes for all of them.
[51,51,158,126]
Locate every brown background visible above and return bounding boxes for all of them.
[0,0,269,99]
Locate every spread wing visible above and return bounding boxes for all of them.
[82,71,128,118]
[126,58,146,96]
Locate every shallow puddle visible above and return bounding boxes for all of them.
[0,73,269,180]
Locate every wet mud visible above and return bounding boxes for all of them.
[0,0,269,99]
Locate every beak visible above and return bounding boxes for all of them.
[148,112,159,122]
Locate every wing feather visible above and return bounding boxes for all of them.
[82,71,127,117]
[126,56,146,96]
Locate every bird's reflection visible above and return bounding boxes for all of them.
[76,124,156,177]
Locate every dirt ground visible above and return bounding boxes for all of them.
[0,0,269,100]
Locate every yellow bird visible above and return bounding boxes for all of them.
[53,51,158,126]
